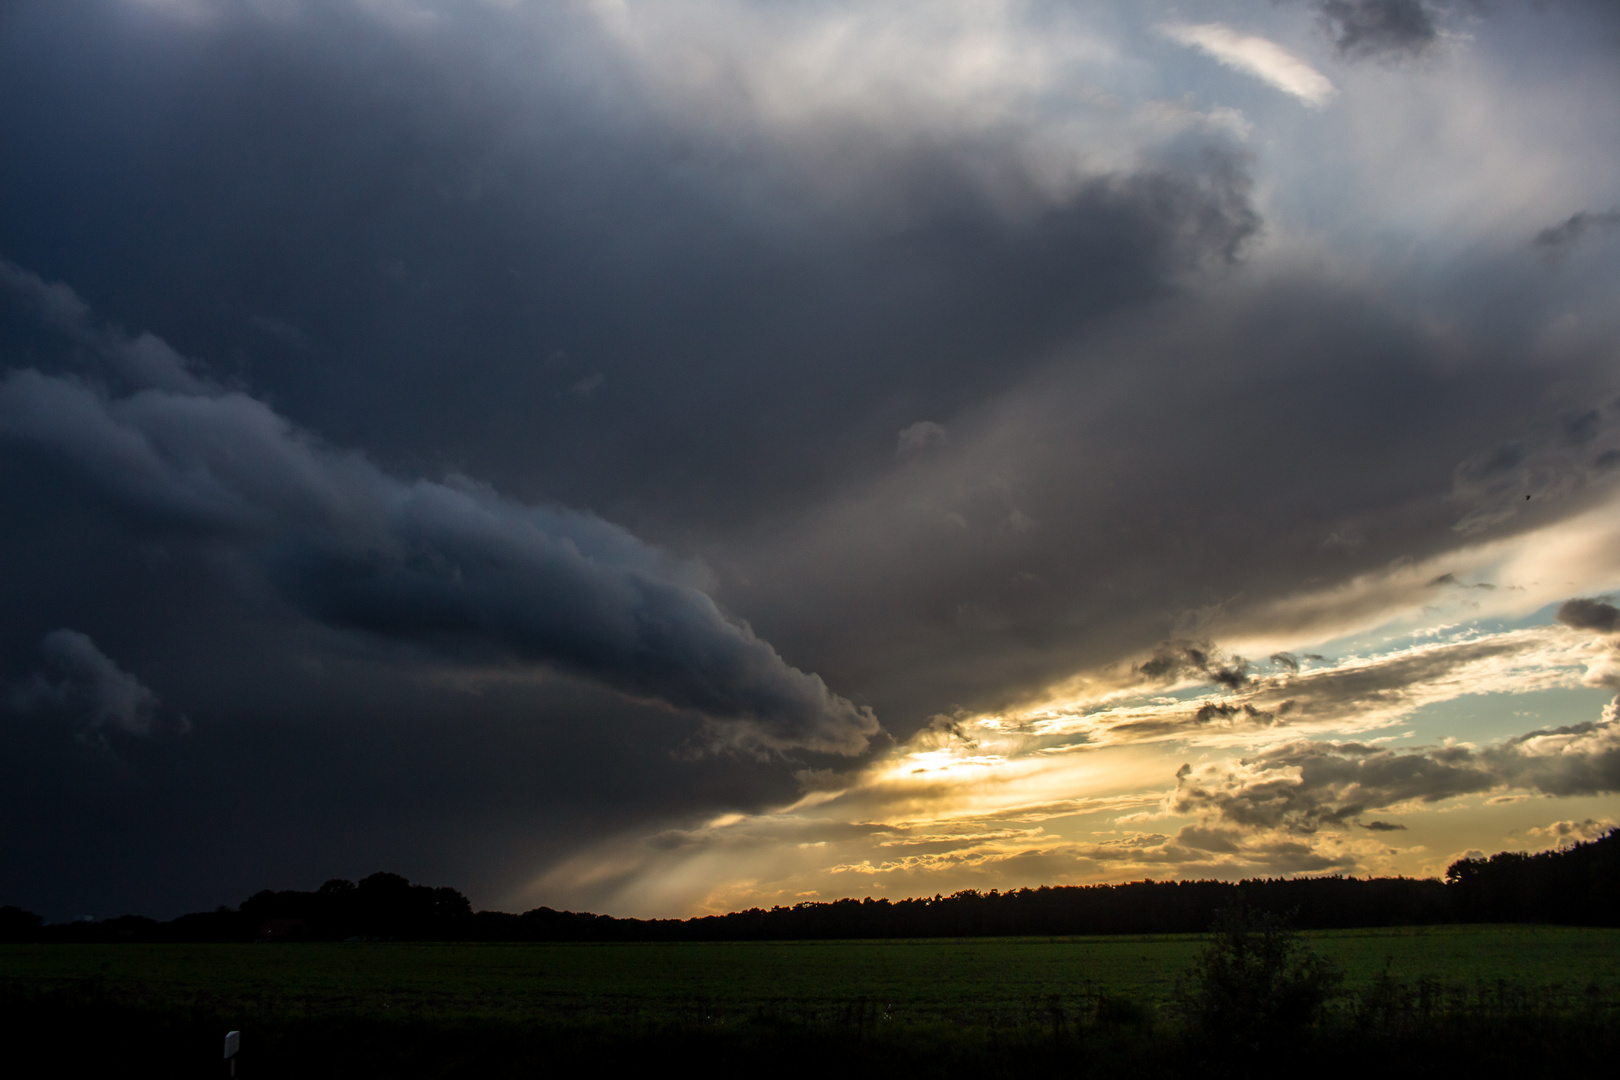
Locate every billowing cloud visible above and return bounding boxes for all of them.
[1159,22,1336,106]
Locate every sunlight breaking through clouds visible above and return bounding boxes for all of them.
[525,582,1620,916]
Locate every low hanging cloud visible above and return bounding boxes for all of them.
[9,630,163,741]
[1158,22,1336,107]
[0,272,877,757]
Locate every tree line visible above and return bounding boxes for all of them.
[4,829,1615,943]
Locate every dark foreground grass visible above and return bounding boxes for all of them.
[4,926,1618,1077]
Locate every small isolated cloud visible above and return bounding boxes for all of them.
[897,421,947,457]
[1159,23,1335,107]
[1557,597,1620,635]
[1317,0,1439,61]
[10,630,162,741]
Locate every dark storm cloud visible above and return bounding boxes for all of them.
[1317,0,1441,59]
[0,0,1283,918]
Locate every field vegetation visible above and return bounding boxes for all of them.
[4,923,1617,1077]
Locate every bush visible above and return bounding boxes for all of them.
[1176,905,1342,1053]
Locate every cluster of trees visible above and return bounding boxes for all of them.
[1445,830,1620,924]
[5,830,1615,944]
[1,872,471,944]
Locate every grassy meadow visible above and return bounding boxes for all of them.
[5,926,1618,1076]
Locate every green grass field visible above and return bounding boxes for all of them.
[3,925,1616,1027]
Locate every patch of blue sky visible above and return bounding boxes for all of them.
[1359,684,1614,749]
[1290,598,1578,670]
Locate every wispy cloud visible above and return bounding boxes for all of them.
[1159,22,1336,107]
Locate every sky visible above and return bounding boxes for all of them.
[2,0,1618,922]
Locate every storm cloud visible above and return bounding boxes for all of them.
[0,303,876,755]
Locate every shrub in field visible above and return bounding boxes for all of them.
[1176,906,1342,1052]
